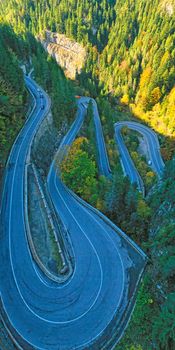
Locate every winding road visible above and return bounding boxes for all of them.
[115,121,165,194]
[0,76,148,350]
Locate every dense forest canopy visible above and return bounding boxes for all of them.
[0,25,26,166]
[1,0,175,142]
[0,1,175,350]
[0,22,75,169]
[0,0,116,50]
[100,0,175,139]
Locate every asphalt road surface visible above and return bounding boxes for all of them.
[0,77,147,350]
[115,121,165,194]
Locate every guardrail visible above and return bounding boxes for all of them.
[62,181,147,260]
[52,148,147,350]
[27,85,147,349]
[1,76,148,350]
[115,121,165,183]
[115,125,145,195]
[24,164,72,283]
[24,77,72,282]
[52,96,148,260]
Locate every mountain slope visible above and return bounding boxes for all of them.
[0,25,26,168]
[99,0,175,140]
[0,0,116,50]
[0,1,175,350]
[1,0,175,144]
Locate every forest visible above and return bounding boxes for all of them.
[0,25,26,169]
[0,23,76,174]
[0,1,175,349]
[1,0,175,148]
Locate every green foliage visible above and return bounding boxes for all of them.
[150,221,175,292]
[31,44,76,128]
[121,129,157,192]
[0,0,115,51]
[0,2,175,349]
[153,293,175,350]
[105,171,151,244]
[83,101,97,159]
[60,136,110,209]
[116,276,158,350]
[0,25,26,166]
[60,137,98,204]
[120,159,175,350]
[1,1,175,118]
[0,22,76,170]
[2,0,175,149]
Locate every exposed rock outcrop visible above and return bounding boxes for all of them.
[41,31,86,79]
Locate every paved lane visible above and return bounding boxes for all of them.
[115,121,165,194]
[0,78,147,350]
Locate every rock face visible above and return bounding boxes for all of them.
[41,31,86,79]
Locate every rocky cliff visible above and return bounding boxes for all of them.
[41,31,86,79]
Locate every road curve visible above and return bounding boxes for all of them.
[115,121,165,194]
[0,77,147,350]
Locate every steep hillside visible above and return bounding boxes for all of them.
[0,0,115,50]
[0,1,175,350]
[0,25,27,169]
[41,31,86,79]
[0,23,76,172]
[115,157,175,350]
[99,0,175,141]
[0,20,76,348]
[1,0,175,148]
